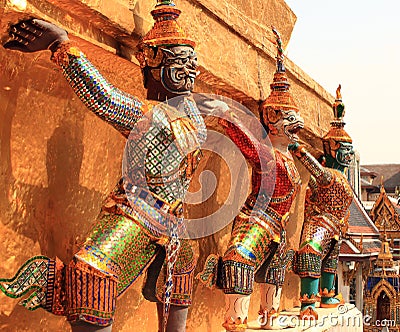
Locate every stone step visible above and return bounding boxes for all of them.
[222,304,363,332]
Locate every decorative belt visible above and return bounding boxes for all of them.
[243,195,289,243]
[125,183,183,217]
[244,194,286,226]
[119,184,184,239]
[270,187,296,204]
[146,169,184,185]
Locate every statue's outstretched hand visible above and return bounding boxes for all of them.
[3,19,68,53]
[288,142,300,152]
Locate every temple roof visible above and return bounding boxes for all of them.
[347,198,380,235]
[360,177,378,190]
[370,186,400,232]
[340,198,381,260]
[340,238,381,260]
[360,166,378,176]
[367,236,400,280]
[361,164,400,192]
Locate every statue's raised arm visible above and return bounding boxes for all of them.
[5,18,145,135]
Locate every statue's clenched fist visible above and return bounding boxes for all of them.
[3,19,68,53]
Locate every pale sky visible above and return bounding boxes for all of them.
[284,0,400,165]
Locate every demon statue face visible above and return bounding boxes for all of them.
[263,108,304,144]
[160,46,198,94]
[134,1,197,100]
[335,141,354,167]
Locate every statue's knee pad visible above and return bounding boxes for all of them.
[65,259,118,327]
[221,247,256,295]
[294,248,322,278]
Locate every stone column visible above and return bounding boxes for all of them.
[338,263,350,303]
[355,266,363,311]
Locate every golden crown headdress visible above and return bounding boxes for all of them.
[323,85,353,156]
[135,0,196,68]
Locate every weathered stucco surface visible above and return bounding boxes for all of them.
[0,0,336,331]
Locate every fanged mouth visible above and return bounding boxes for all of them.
[187,69,198,79]
[286,123,304,142]
[342,154,354,165]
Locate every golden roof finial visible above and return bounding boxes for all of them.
[380,176,386,193]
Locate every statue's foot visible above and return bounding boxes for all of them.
[70,321,113,332]
[222,317,247,332]
[0,256,52,310]
[258,309,295,330]
[299,306,318,320]
[320,294,344,308]
[258,308,278,330]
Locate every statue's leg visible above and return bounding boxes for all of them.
[299,277,319,319]
[156,303,188,332]
[222,293,251,332]
[67,212,160,326]
[142,246,166,302]
[0,211,159,329]
[256,229,293,329]
[320,240,343,307]
[221,214,278,332]
[296,218,334,319]
[151,239,199,331]
[258,283,282,329]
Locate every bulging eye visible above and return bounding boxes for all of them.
[288,115,296,122]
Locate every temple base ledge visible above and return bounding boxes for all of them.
[221,303,363,332]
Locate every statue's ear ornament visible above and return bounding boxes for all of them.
[266,107,282,124]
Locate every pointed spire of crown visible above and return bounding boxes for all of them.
[332,84,346,120]
[323,84,352,145]
[262,26,298,112]
[141,0,195,48]
[272,26,285,73]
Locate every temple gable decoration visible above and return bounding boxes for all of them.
[370,183,400,256]
[364,235,400,331]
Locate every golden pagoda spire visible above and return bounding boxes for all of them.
[376,231,394,275]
